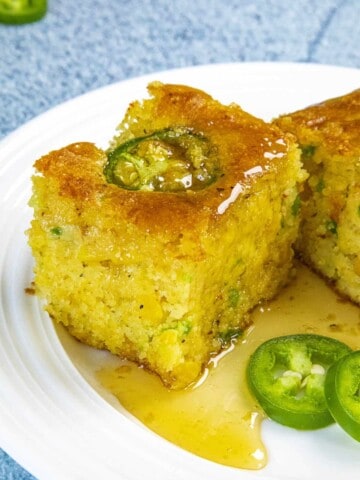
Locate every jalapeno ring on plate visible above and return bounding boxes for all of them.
[247,334,351,430]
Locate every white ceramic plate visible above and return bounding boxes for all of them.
[1,63,360,480]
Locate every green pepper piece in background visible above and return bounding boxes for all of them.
[325,350,360,442]
[104,127,219,192]
[0,0,47,24]
[247,334,351,430]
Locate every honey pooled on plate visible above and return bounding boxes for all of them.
[96,264,360,470]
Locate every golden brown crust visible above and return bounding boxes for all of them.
[34,83,293,237]
[121,82,290,178]
[35,142,106,200]
[276,89,360,156]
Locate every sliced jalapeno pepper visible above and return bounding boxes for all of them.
[0,0,47,24]
[325,350,360,442]
[104,127,219,192]
[247,334,351,430]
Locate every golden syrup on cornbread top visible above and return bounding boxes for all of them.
[96,263,360,470]
[108,82,291,192]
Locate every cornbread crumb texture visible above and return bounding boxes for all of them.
[275,89,360,304]
[29,83,304,389]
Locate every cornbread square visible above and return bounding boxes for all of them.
[275,89,360,304]
[28,83,304,389]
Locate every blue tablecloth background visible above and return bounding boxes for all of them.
[1,0,359,478]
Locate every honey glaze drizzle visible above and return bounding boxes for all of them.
[96,263,360,471]
[98,341,266,470]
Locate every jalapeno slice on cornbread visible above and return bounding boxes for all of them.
[104,126,219,191]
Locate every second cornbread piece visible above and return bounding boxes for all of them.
[276,89,360,304]
[28,83,305,389]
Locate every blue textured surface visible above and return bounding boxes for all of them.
[0,0,359,478]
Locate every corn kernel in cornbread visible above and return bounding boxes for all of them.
[275,89,360,304]
[28,83,305,389]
